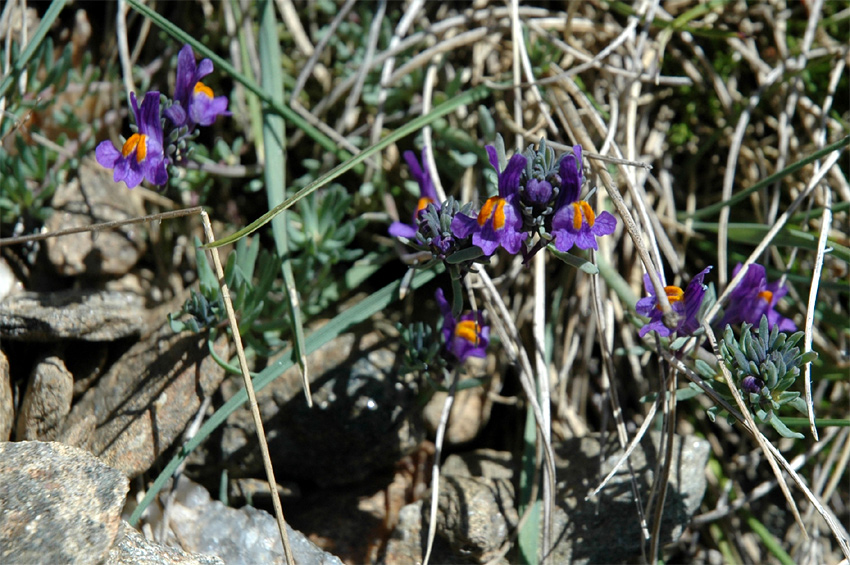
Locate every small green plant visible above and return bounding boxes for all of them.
[0,37,95,231]
[287,181,366,316]
[709,315,818,439]
[169,236,291,361]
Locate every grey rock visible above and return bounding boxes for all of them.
[0,441,128,564]
[0,289,145,341]
[222,332,423,487]
[549,432,710,564]
[429,475,517,561]
[158,477,343,565]
[0,349,12,441]
[45,157,146,277]
[442,449,516,481]
[388,433,710,564]
[59,322,228,478]
[15,354,73,440]
[383,500,478,565]
[423,379,494,445]
[106,521,223,565]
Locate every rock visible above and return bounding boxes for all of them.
[147,477,344,565]
[0,441,128,564]
[429,475,517,561]
[441,449,515,481]
[0,349,12,441]
[15,354,73,440]
[0,257,22,301]
[0,289,145,341]
[45,157,146,277]
[66,341,110,398]
[383,500,478,565]
[549,432,710,564]
[423,377,495,445]
[221,331,423,487]
[59,322,229,478]
[387,433,710,564]
[106,521,223,565]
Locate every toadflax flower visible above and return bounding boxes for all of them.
[389,149,440,240]
[451,147,527,256]
[164,44,230,128]
[95,91,168,188]
[636,266,712,337]
[719,263,796,332]
[436,288,489,362]
[547,145,616,252]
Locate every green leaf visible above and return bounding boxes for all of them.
[445,246,485,264]
[547,245,600,274]
[259,0,309,402]
[695,359,717,379]
[768,413,805,439]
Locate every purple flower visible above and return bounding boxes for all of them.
[549,148,616,252]
[451,147,527,256]
[164,44,229,128]
[720,263,796,332]
[741,375,764,395]
[436,288,489,362]
[95,91,168,188]
[389,149,440,240]
[636,266,712,338]
[550,199,617,251]
[555,145,582,209]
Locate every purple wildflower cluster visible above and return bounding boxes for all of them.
[96,45,229,189]
[390,139,618,369]
[450,140,617,259]
[720,263,796,332]
[391,139,617,269]
[635,262,795,339]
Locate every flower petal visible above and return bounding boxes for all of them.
[591,211,617,236]
[450,213,479,239]
[388,221,417,239]
[95,141,121,169]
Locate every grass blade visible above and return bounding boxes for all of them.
[258,0,310,405]
[205,83,491,248]
[0,0,69,102]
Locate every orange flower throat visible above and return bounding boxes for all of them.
[478,197,507,230]
[193,81,214,99]
[571,201,596,230]
[455,320,480,345]
[656,285,684,311]
[416,197,435,215]
[121,133,147,163]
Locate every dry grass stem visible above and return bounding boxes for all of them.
[199,211,294,565]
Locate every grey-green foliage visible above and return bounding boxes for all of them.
[286,181,365,316]
[397,320,488,396]
[711,315,818,439]
[397,321,445,383]
[169,236,291,359]
[0,37,96,228]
